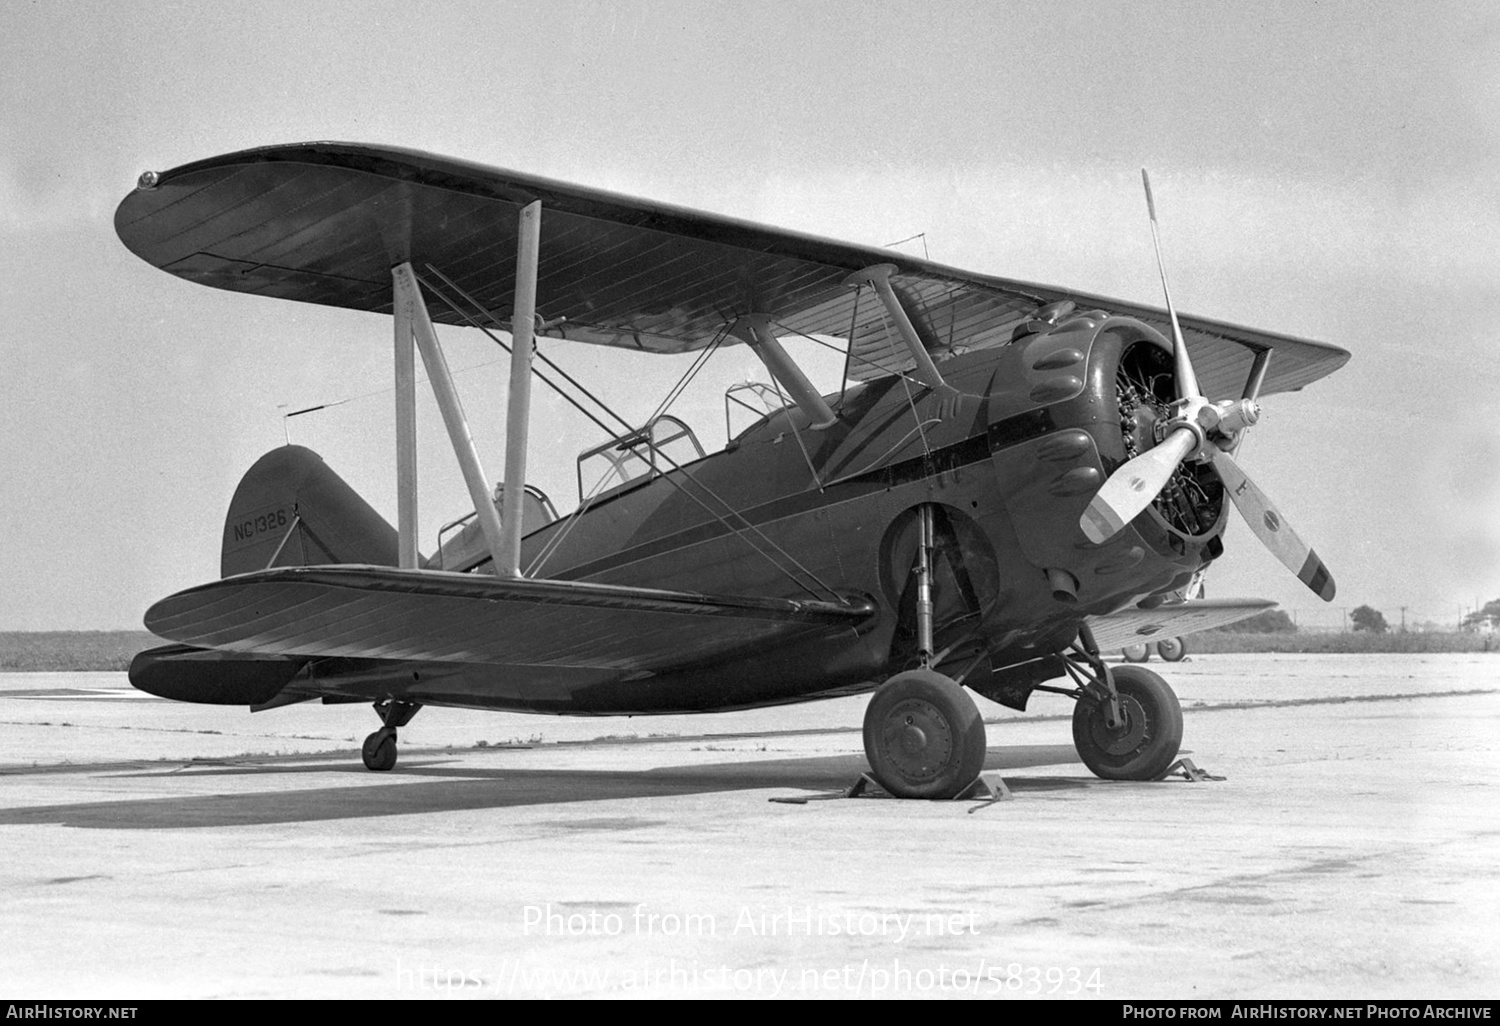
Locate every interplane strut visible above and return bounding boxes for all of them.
[387,202,542,577]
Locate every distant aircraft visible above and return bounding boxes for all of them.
[118,145,1344,797]
[1121,569,1207,663]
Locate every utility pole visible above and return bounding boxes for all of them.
[1400,606,1407,632]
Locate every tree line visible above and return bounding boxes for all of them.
[1217,599,1499,634]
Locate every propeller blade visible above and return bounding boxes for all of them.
[1080,427,1198,544]
[1142,169,1200,401]
[1209,449,1336,601]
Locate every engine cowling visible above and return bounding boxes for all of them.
[989,313,1226,616]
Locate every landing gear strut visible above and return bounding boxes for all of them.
[1072,665,1182,780]
[1044,625,1183,781]
[362,698,421,771]
[861,504,991,798]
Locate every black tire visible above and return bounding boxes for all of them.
[1121,643,1151,662]
[863,670,987,799]
[1072,665,1182,781]
[362,729,398,771]
[1156,637,1187,662]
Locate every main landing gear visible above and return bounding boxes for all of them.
[1155,636,1187,662]
[862,669,988,799]
[362,699,421,771]
[1121,636,1187,663]
[862,504,989,799]
[1061,626,1183,780]
[859,503,1183,796]
[860,645,1185,796]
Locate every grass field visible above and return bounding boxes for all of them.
[0,632,158,671]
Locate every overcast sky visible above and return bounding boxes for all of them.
[2,0,1497,631]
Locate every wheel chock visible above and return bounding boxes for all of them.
[1164,758,1224,782]
[767,775,883,804]
[769,771,1015,808]
[955,771,1013,802]
[959,772,1014,814]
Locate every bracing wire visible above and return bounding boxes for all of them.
[764,373,824,493]
[416,272,842,602]
[872,301,933,457]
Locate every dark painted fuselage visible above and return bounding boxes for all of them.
[292,312,1223,715]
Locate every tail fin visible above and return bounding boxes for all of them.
[221,445,398,577]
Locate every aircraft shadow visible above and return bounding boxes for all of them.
[0,745,1091,830]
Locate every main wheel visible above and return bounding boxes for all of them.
[1072,665,1182,781]
[863,670,987,799]
[362,728,398,771]
[1156,637,1187,662]
[1121,643,1151,662]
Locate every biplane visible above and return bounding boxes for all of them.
[117,144,1346,798]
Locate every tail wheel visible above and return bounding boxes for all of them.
[1072,665,1182,780]
[362,728,398,771]
[1121,643,1152,662]
[863,670,987,799]
[1156,636,1187,662]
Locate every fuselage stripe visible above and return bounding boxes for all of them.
[543,407,1061,582]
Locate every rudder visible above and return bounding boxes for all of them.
[221,445,398,577]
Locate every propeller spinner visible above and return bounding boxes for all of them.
[1078,171,1336,602]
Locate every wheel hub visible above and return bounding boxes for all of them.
[899,718,930,755]
[878,699,954,783]
[1087,694,1148,756]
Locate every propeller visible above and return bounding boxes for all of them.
[1078,170,1336,602]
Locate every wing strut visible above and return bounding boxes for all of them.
[393,267,419,569]
[727,315,837,429]
[411,271,847,603]
[392,262,509,571]
[1242,347,1272,403]
[499,201,543,577]
[387,202,542,578]
[844,263,959,415]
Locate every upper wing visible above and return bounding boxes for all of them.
[115,142,1349,399]
[1084,598,1276,652]
[144,565,872,669]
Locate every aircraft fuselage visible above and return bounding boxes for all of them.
[295,311,1223,715]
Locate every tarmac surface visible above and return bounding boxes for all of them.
[1,653,1497,999]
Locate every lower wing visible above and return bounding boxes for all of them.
[1084,598,1275,652]
[143,565,873,670]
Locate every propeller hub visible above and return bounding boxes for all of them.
[1155,398,1211,460]
[1214,398,1260,435]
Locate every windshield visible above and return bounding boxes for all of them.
[575,415,705,502]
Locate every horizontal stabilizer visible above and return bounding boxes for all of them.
[145,567,873,670]
[130,644,306,705]
[1084,598,1276,652]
